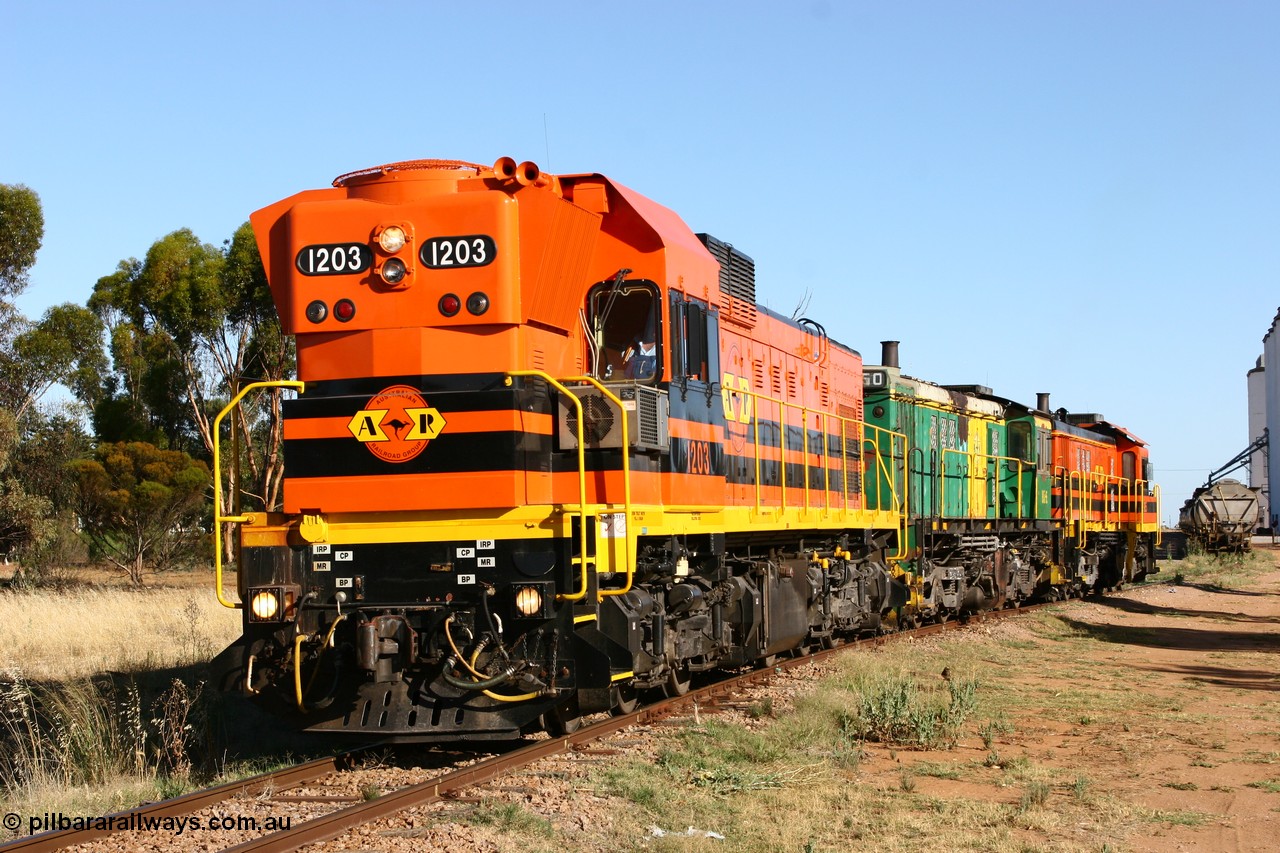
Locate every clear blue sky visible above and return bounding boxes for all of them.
[3,1,1277,523]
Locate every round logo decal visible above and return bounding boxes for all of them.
[346,384,447,464]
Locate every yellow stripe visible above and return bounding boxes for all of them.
[240,504,905,549]
[610,671,635,682]
[573,614,597,624]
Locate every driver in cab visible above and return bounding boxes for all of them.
[623,334,657,381]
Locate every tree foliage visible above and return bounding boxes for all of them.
[0,199,296,579]
[0,408,54,561]
[0,303,106,420]
[0,184,43,299]
[89,225,295,536]
[68,441,209,584]
[6,406,93,581]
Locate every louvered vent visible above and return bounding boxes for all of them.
[697,234,756,329]
[557,385,669,452]
[635,388,662,448]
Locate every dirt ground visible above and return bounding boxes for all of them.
[972,551,1280,852]
[292,548,1279,853]
[857,546,1280,853]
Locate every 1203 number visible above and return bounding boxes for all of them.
[421,235,496,269]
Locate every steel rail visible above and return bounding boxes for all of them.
[0,749,366,853]
[0,599,1064,853]
[225,600,1061,853]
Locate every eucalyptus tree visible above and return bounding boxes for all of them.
[0,184,106,568]
[90,225,296,564]
[68,441,209,584]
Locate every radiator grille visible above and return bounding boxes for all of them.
[697,233,756,329]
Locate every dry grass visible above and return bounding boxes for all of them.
[1167,548,1272,589]
[0,584,240,680]
[0,568,250,827]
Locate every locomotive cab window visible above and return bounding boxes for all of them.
[669,294,718,383]
[588,278,661,383]
[1008,421,1034,464]
[1036,428,1051,474]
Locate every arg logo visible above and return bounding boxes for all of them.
[347,385,446,463]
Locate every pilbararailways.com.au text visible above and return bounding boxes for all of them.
[14,812,293,836]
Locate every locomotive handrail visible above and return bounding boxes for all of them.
[989,455,1029,520]
[212,379,306,610]
[1102,473,1141,527]
[722,381,906,535]
[505,371,600,602]
[862,423,908,560]
[563,375,634,600]
[1154,485,1162,543]
[1054,467,1097,546]
[936,448,1023,520]
[939,448,966,518]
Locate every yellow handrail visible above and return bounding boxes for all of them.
[940,451,1031,521]
[563,375,634,600]
[940,448,961,518]
[860,423,908,560]
[1153,484,1162,543]
[728,383,905,526]
[212,380,305,609]
[505,371,591,602]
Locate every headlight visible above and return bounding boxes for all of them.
[250,589,280,621]
[512,582,554,618]
[377,225,407,253]
[379,258,407,285]
[514,586,542,616]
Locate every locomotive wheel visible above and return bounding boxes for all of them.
[664,666,692,697]
[611,683,639,715]
[544,698,582,736]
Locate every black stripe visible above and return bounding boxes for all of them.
[287,387,549,419]
[284,432,667,478]
[301,372,514,397]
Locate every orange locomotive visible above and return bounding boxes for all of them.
[1049,414,1159,590]
[218,158,908,738]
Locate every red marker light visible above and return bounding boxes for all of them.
[439,293,461,317]
[334,299,356,322]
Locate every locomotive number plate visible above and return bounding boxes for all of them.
[420,235,496,269]
[295,243,373,276]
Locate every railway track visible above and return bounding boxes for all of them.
[0,751,366,853]
[0,600,1055,852]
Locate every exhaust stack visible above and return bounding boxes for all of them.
[880,340,900,369]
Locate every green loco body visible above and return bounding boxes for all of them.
[863,343,1156,623]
